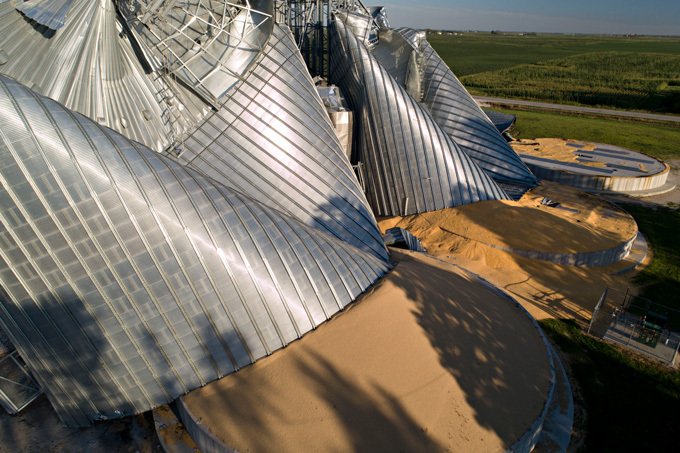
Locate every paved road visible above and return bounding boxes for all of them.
[474,96,680,123]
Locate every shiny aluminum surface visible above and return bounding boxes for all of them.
[0,75,390,426]
[169,23,388,260]
[395,27,539,187]
[117,0,273,104]
[0,0,209,152]
[14,0,75,30]
[1,1,387,260]
[330,15,508,217]
[369,6,390,29]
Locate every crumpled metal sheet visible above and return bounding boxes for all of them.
[394,27,539,187]
[0,0,209,152]
[0,75,391,426]
[369,5,390,29]
[383,227,426,253]
[117,0,272,104]
[0,1,387,261]
[334,8,377,44]
[14,0,75,30]
[483,109,517,134]
[330,15,508,217]
[369,28,421,98]
[168,23,389,261]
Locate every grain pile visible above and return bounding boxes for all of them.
[380,181,636,255]
[511,138,607,167]
[378,181,641,321]
[182,251,551,453]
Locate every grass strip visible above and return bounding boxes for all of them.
[626,206,680,308]
[539,318,680,452]
[489,107,680,161]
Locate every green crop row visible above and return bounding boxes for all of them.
[461,52,680,113]
[428,32,680,76]
[428,32,680,113]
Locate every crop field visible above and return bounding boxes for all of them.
[428,32,680,113]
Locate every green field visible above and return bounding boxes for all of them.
[626,206,680,306]
[428,32,680,76]
[488,107,680,161]
[429,32,680,114]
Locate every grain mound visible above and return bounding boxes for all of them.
[379,181,636,256]
[182,251,551,453]
[377,182,641,321]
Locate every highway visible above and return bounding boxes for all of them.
[473,96,680,124]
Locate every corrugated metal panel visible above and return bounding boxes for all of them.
[117,0,272,105]
[0,1,387,261]
[0,75,391,426]
[394,27,539,187]
[329,15,508,217]
[14,0,75,30]
[0,0,209,152]
[382,228,425,253]
[169,23,388,261]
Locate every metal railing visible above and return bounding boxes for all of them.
[0,351,42,414]
[589,287,680,366]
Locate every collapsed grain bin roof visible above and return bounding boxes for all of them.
[330,12,509,217]
[0,0,388,260]
[0,74,390,426]
[393,27,538,187]
[0,0,209,152]
[165,22,389,260]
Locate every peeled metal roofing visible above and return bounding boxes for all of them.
[1,1,387,260]
[335,7,378,44]
[394,27,539,187]
[383,227,425,253]
[392,25,422,51]
[0,75,391,426]
[329,15,508,217]
[169,23,389,261]
[14,0,75,30]
[117,0,272,104]
[369,6,390,29]
[484,109,517,134]
[0,0,209,152]
[369,28,421,96]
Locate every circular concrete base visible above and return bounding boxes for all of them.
[513,139,671,196]
[379,181,639,268]
[177,251,556,453]
[153,405,202,453]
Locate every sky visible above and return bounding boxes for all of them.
[379,1,680,36]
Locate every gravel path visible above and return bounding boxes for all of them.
[474,96,680,124]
